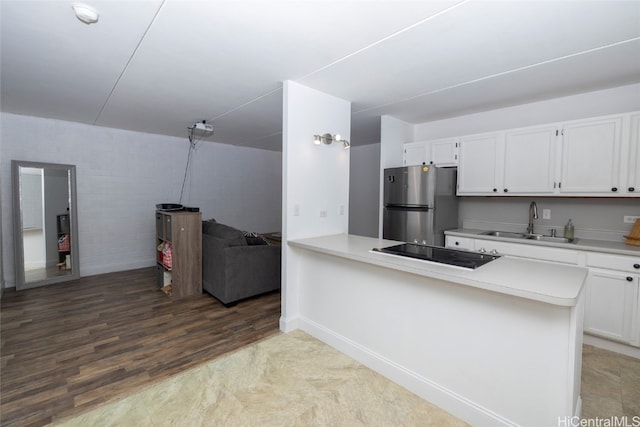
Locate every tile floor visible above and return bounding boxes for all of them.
[53,333,640,426]
[581,344,640,419]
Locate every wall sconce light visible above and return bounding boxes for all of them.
[313,133,350,149]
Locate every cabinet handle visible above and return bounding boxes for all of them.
[627,276,633,282]
[611,187,618,192]
[629,187,635,192]
[503,188,508,193]
[455,241,459,246]
[493,188,497,192]
[634,264,640,269]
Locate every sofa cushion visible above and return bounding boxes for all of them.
[242,231,269,246]
[202,222,247,246]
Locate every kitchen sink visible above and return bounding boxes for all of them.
[526,235,575,243]
[480,231,527,239]
[480,230,576,244]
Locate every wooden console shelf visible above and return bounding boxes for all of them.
[155,210,202,298]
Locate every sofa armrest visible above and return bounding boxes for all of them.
[221,245,281,303]
[202,234,227,293]
[202,234,281,305]
[224,244,281,278]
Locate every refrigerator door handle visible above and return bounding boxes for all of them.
[385,204,432,211]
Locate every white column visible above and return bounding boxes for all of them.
[281,81,351,331]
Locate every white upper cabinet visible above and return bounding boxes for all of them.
[503,125,558,194]
[430,138,459,167]
[403,141,429,166]
[454,112,638,197]
[626,113,640,195]
[559,116,622,194]
[403,138,458,167]
[457,132,504,194]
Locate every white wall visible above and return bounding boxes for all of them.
[380,115,414,169]
[281,80,351,331]
[0,113,282,288]
[349,143,380,238]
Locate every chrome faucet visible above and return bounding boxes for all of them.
[527,201,538,234]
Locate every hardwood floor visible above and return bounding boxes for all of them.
[0,268,281,426]
[2,267,637,426]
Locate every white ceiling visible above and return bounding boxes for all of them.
[2,0,639,151]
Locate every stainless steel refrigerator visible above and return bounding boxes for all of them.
[383,165,458,246]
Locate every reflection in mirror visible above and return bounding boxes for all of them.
[12,161,79,290]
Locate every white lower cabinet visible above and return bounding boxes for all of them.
[584,269,639,346]
[584,252,640,346]
[445,235,640,347]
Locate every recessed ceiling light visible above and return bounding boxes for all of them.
[72,3,99,25]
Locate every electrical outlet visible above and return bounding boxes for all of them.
[542,209,551,220]
[293,204,300,216]
[624,215,640,223]
[339,205,344,215]
[320,210,327,218]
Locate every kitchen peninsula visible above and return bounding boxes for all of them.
[286,234,588,427]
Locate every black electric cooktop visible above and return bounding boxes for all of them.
[372,243,499,269]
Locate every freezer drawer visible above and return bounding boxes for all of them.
[383,207,435,245]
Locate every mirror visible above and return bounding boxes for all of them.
[12,161,79,290]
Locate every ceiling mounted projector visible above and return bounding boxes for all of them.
[190,121,214,136]
[194,122,213,133]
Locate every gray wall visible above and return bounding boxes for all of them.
[1,112,282,288]
[349,143,380,238]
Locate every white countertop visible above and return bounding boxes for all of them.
[446,228,640,257]
[289,234,587,307]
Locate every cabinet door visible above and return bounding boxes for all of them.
[457,132,504,195]
[431,138,458,166]
[503,125,558,194]
[584,269,638,344]
[560,116,622,194]
[626,113,640,195]
[403,142,429,166]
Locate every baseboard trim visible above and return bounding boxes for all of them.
[297,317,514,427]
[79,260,155,277]
[279,315,299,333]
[583,334,640,359]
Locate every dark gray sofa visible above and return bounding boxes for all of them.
[202,221,281,306]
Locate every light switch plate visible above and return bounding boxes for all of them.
[542,209,551,220]
[624,215,640,223]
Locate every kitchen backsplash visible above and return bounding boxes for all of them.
[459,197,639,242]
